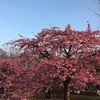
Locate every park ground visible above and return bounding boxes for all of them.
[0,90,100,100]
[33,90,100,100]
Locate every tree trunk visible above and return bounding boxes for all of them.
[44,89,50,100]
[64,78,71,100]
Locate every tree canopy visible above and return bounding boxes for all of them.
[0,24,100,100]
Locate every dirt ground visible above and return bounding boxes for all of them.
[0,91,100,100]
[33,91,100,100]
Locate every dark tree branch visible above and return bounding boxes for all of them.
[40,49,51,59]
[64,45,72,57]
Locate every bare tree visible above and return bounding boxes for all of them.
[95,0,100,16]
[0,48,8,59]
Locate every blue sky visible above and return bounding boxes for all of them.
[0,0,99,47]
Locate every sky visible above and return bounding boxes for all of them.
[0,0,100,48]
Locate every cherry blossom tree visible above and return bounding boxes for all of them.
[4,24,100,100]
[0,48,33,99]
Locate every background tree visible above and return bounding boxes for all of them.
[95,0,100,17]
[0,49,8,59]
